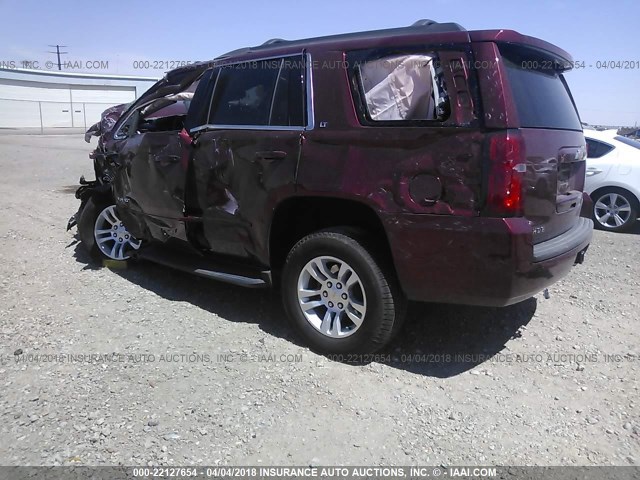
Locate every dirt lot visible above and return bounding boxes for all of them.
[0,134,638,467]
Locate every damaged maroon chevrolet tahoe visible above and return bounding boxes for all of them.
[69,20,593,354]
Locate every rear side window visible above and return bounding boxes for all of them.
[586,138,615,158]
[500,45,582,131]
[208,56,306,127]
[356,53,450,123]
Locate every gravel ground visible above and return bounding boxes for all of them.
[0,134,638,467]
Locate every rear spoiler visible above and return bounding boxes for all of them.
[469,30,574,70]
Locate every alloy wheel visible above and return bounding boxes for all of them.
[296,255,367,338]
[594,192,632,229]
[93,205,141,260]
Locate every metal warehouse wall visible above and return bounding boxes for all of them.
[0,68,158,131]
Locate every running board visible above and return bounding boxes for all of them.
[193,269,267,287]
[136,245,271,288]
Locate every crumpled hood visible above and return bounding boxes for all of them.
[85,61,213,144]
[84,103,129,143]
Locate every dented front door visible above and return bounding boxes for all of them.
[114,130,191,241]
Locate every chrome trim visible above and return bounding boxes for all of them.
[305,51,315,131]
[190,52,314,135]
[190,124,305,133]
[213,51,305,68]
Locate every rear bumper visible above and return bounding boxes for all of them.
[382,207,593,307]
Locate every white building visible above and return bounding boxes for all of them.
[0,68,158,131]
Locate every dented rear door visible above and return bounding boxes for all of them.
[189,56,307,262]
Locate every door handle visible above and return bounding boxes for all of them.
[255,151,287,161]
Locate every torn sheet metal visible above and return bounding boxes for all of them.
[84,103,129,143]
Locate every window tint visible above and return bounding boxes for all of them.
[500,46,582,131]
[209,60,280,126]
[357,54,448,123]
[614,135,640,150]
[270,56,306,127]
[586,138,615,158]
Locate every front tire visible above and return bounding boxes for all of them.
[77,197,141,261]
[592,188,639,232]
[281,228,405,354]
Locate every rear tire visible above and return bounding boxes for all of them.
[281,228,405,354]
[592,187,639,233]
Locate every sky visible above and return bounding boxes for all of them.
[0,0,638,126]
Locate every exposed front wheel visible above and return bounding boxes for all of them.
[592,188,639,232]
[78,198,141,261]
[282,229,405,354]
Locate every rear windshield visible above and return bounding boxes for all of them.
[614,135,640,150]
[500,46,582,131]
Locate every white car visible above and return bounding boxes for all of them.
[584,129,640,232]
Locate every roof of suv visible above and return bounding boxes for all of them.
[214,19,573,65]
[216,20,467,59]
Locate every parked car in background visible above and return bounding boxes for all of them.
[584,129,640,232]
[69,20,593,354]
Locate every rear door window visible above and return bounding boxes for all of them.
[209,60,280,126]
[270,56,306,127]
[208,56,306,128]
[500,45,582,131]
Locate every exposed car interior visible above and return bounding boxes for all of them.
[358,53,449,121]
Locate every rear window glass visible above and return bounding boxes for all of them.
[614,135,640,150]
[500,46,582,131]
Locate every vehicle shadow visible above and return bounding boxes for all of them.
[70,238,536,379]
[596,221,640,236]
[628,222,640,235]
[69,235,299,344]
[66,235,102,271]
[381,298,537,378]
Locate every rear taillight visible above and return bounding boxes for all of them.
[485,131,526,217]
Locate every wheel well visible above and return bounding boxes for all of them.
[590,186,640,209]
[269,197,393,272]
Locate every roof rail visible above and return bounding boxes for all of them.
[412,19,437,27]
[215,21,468,60]
[411,19,466,32]
[262,38,286,46]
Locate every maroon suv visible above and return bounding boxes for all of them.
[69,20,593,354]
